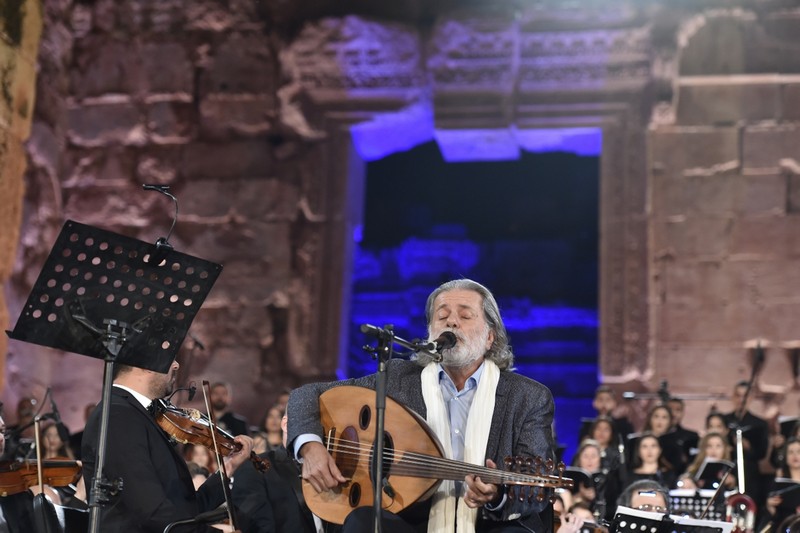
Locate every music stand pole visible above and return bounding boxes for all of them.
[88,320,129,533]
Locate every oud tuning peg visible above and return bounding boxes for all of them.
[535,490,546,503]
[504,457,514,471]
[524,457,533,474]
[534,456,543,476]
[515,457,524,472]
[545,458,554,473]
[557,461,566,476]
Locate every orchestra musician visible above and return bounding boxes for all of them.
[0,411,35,533]
[724,381,770,511]
[81,359,254,532]
[287,278,556,532]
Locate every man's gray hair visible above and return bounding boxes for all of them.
[416,279,514,370]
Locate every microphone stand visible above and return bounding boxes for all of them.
[362,324,396,533]
[359,324,440,533]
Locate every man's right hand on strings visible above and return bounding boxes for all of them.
[300,441,347,492]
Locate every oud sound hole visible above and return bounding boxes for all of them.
[370,432,395,481]
[349,483,361,507]
[359,405,371,430]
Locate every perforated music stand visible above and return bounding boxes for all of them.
[6,219,222,533]
[612,506,733,533]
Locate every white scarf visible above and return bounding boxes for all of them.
[421,359,500,533]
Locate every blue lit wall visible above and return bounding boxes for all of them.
[345,140,600,465]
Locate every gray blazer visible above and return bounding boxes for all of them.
[287,358,555,531]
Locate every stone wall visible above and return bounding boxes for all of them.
[0,0,42,393]
[3,0,800,434]
[648,8,800,429]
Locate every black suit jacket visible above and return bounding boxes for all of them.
[82,387,226,533]
[0,492,34,533]
[233,447,335,533]
[218,412,249,437]
[287,359,555,532]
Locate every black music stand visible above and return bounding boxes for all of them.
[6,219,222,533]
[669,489,727,521]
[612,506,732,533]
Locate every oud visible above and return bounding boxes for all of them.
[303,386,572,525]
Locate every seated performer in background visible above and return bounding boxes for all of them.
[642,404,685,475]
[82,360,254,533]
[288,278,556,532]
[233,410,341,533]
[763,438,800,531]
[616,479,671,514]
[666,397,699,472]
[678,432,736,490]
[579,386,634,448]
[0,410,35,533]
[624,433,677,492]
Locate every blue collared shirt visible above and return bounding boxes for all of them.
[438,361,484,462]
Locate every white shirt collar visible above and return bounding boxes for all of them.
[113,383,152,409]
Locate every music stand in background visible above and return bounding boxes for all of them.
[612,506,733,533]
[6,218,222,533]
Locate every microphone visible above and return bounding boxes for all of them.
[420,331,457,354]
[47,389,71,443]
[166,382,197,403]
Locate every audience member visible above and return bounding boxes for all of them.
[210,382,249,436]
[252,404,285,455]
[69,403,95,459]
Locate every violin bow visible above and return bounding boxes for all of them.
[200,380,239,531]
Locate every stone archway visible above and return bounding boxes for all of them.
[281,8,655,384]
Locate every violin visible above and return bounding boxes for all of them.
[0,458,82,497]
[151,398,269,473]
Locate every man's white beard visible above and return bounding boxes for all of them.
[439,327,489,368]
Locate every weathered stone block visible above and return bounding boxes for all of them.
[781,81,800,121]
[69,38,146,98]
[656,260,728,307]
[726,260,800,307]
[656,301,735,343]
[675,75,782,126]
[197,33,277,97]
[739,174,786,215]
[177,178,300,220]
[199,94,275,139]
[649,126,740,178]
[743,125,800,170]
[729,215,790,258]
[67,98,145,147]
[655,216,733,258]
[62,146,137,186]
[141,42,193,94]
[788,172,800,214]
[181,140,272,180]
[146,97,196,143]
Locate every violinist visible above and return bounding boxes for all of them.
[81,359,254,533]
[723,381,770,510]
[0,412,35,532]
